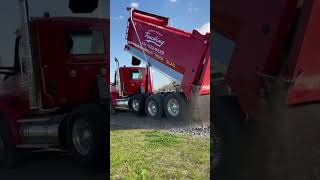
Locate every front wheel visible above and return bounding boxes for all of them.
[67,104,107,168]
[164,93,187,121]
[129,94,145,115]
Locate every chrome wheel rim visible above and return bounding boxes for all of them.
[132,99,140,112]
[147,100,158,116]
[72,118,93,156]
[167,98,180,117]
[0,136,4,162]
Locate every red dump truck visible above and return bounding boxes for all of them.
[213,0,320,179]
[110,58,152,114]
[111,8,210,121]
[0,0,108,168]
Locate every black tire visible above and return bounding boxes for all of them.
[145,94,164,119]
[0,114,18,169]
[164,92,187,121]
[129,94,145,115]
[67,103,107,168]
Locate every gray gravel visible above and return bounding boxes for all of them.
[164,126,210,137]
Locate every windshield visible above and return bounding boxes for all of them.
[65,31,105,55]
[131,70,143,80]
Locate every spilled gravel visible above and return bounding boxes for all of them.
[163,126,210,137]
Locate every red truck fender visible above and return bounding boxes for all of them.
[0,96,29,145]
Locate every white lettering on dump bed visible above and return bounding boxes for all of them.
[144,30,165,47]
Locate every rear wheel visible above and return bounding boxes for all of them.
[130,94,145,114]
[67,104,107,168]
[164,93,187,121]
[72,118,93,158]
[145,94,164,119]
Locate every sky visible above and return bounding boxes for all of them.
[110,0,210,90]
[0,0,108,66]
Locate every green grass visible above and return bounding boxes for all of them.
[110,128,210,180]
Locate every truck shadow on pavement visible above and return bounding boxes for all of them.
[0,150,107,180]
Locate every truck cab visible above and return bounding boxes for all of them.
[0,16,109,168]
[110,59,152,112]
[111,67,151,96]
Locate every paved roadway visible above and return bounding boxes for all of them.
[111,111,190,129]
[0,150,107,180]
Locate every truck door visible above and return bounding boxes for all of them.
[128,69,145,94]
[119,68,144,96]
[63,24,107,104]
[35,19,107,108]
[287,0,320,105]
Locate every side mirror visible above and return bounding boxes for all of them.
[69,0,98,13]
[131,56,141,66]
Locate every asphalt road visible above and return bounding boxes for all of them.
[0,150,107,180]
[111,110,210,130]
[111,111,191,129]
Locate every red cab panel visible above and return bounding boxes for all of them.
[287,0,320,105]
[213,0,298,117]
[32,17,108,109]
[199,54,210,95]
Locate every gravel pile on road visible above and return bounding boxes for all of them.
[164,126,210,137]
